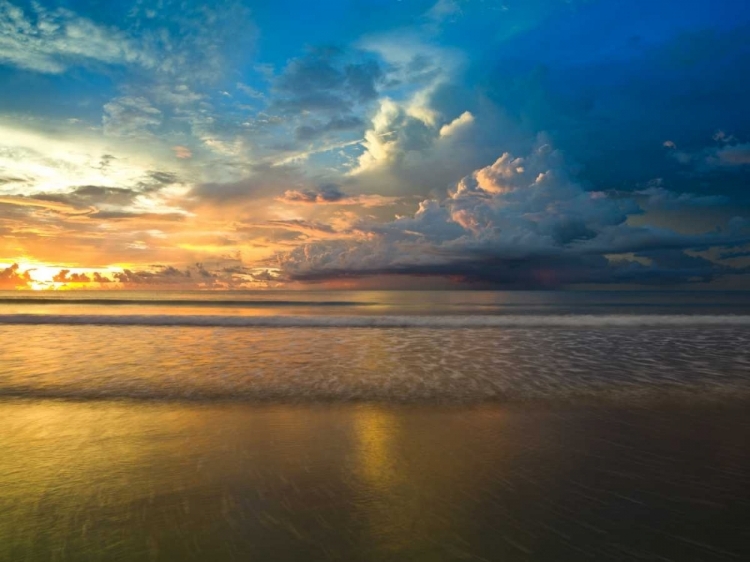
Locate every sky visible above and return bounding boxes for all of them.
[1,0,750,290]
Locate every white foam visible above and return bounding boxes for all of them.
[2,313,750,327]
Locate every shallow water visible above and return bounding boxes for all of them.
[1,325,750,403]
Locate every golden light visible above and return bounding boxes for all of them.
[3,259,122,291]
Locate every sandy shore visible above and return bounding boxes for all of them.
[1,399,748,561]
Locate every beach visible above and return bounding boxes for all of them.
[1,400,749,561]
[1,290,749,560]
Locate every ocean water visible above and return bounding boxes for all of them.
[2,290,750,403]
[1,290,750,560]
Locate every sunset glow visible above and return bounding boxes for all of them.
[1,0,749,290]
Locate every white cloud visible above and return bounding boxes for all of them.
[349,33,468,176]
[439,111,474,137]
[0,0,155,73]
[0,118,180,197]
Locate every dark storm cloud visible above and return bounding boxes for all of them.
[281,253,749,288]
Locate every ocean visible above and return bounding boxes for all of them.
[1,290,749,560]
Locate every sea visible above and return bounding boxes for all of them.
[1,290,749,561]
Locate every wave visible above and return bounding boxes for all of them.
[2,313,750,327]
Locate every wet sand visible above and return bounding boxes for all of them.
[1,400,748,561]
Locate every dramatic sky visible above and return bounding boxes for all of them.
[2,0,750,289]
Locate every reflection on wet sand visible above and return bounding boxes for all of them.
[1,400,749,561]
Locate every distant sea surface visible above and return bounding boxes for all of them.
[1,291,749,560]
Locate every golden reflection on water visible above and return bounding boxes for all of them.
[353,406,399,491]
[2,399,749,561]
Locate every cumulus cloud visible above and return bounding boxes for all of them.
[352,98,436,173]
[278,139,750,287]
[0,263,31,289]
[344,31,471,178]
[439,111,474,137]
[53,270,91,283]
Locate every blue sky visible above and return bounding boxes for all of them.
[1,0,750,289]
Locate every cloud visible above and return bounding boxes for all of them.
[0,195,92,215]
[278,140,750,287]
[103,97,162,137]
[425,0,463,26]
[109,262,279,289]
[0,119,183,199]
[278,184,398,207]
[294,116,365,141]
[272,47,382,113]
[36,185,140,208]
[714,143,750,166]
[346,34,475,181]
[0,263,31,289]
[257,219,339,237]
[53,269,91,283]
[279,184,346,204]
[0,0,155,73]
[666,139,750,171]
[352,98,436,173]
[172,146,193,159]
[92,272,111,283]
[637,186,730,210]
[439,111,474,137]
